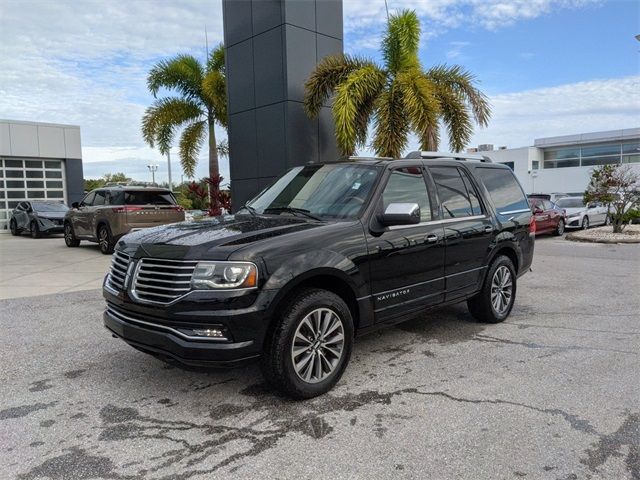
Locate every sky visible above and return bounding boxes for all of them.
[1,0,639,183]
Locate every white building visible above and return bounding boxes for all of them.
[475,128,640,195]
[0,120,85,231]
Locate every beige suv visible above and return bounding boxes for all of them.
[64,186,185,254]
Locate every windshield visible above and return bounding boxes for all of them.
[556,197,585,208]
[32,202,68,212]
[247,164,381,219]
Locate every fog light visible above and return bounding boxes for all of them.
[192,328,226,338]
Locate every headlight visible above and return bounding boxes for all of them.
[191,261,258,290]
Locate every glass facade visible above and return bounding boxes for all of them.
[0,158,67,230]
[542,141,640,169]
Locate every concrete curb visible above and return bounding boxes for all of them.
[565,232,640,244]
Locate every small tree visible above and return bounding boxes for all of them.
[584,164,640,233]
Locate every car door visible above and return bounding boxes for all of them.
[543,200,559,231]
[73,191,95,236]
[428,165,494,300]
[530,198,548,232]
[365,166,445,323]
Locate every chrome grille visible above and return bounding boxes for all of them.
[108,251,130,291]
[132,258,198,304]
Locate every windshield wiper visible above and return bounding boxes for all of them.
[237,204,257,217]
[263,206,322,221]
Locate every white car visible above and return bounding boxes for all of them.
[556,196,609,229]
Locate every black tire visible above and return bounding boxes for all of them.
[98,224,115,254]
[467,255,517,323]
[9,219,19,236]
[64,222,80,247]
[554,219,565,236]
[30,220,41,239]
[581,216,589,230]
[262,288,354,399]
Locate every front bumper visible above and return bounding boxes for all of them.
[565,217,582,228]
[103,284,277,367]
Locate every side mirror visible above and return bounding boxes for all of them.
[381,203,421,226]
[71,202,79,209]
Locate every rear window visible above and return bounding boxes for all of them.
[123,190,176,205]
[555,197,584,209]
[476,167,529,215]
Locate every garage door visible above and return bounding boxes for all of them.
[0,158,67,231]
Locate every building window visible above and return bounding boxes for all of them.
[580,143,621,158]
[622,154,640,164]
[544,158,580,169]
[544,148,580,160]
[500,161,515,170]
[531,161,539,170]
[581,156,620,167]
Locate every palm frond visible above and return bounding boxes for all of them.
[207,44,225,74]
[332,64,387,155]
[179,120,207,178]
[372,84,409,158]
[304,54,377,118]
[382,9,421,74]
[141,97,203,149]
[217,139,229,158]
[202,70,227,128]
[426,64,491,127]
[435,87,473,152]
[147,54,204,99]
[397,70,441,151]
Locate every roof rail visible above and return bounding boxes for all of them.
[405,151,492,163]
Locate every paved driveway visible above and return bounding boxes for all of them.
[0,235,111,300]
[0,237,638,479]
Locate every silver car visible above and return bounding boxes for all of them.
[556,196,609,229]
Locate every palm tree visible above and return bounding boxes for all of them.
[304,10,490,158]
[142,45,227,180]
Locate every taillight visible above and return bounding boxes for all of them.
[529,215,536,235]
[171,205,184,212]
[111,206,143,213]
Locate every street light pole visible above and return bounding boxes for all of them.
[167,150,173,191]
[147,164,159,186]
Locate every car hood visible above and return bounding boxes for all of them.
[117,214,325,259]
[36,212,67,220]
[563,207,586,216]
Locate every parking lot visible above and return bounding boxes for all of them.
[0,235,638,479]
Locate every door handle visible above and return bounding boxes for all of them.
[426,234,438,243]
[483,225,493,233]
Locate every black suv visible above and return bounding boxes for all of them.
[103,153,534,398]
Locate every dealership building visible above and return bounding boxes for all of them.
[0,120,85,232]
[473,128,640,195]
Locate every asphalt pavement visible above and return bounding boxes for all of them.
[0,237,638,479]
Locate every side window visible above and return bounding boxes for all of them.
[543,200,553,210]
[476,167,530,216]
[429,166,479,219]
[81,192,96,207]
[382,167,432,222]
[93,191,106,206]
[459,169,483,216]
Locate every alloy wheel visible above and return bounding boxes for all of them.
[582,217,589,230]
[10,220,17,235]
[557,220,565,235]
[490,266,513,315]
[291,308,345,384]
[64,224,73,245]
[99,227,109,251]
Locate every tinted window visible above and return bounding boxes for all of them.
[542,200,553,210]
[82,192,96,206]
[382,167,431,222]
[32,202,68,212]
[529,198,543,209]
[459,169,482,215]
[124,190,176,205]
[430,167,479,219]
[476,167,529,215]
[93,191,106,206]
[556,197,585,209]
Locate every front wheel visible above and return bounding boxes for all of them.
[262,288,354,399]
[604,215,610,226]
[467,255,516,323]
[554,219,565,236]
[30,220,41,238]
[10,219,19,236]
[581,216,590,230]
[64,222,80,247]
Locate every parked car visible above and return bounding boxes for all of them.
[9,201,69,238]
[103,153,534,398]
[528,197,566,236]
[528,192,568,204]
[64,186,184,254]
[555,196,609,229]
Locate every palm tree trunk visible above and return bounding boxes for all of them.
[208,112,219,210]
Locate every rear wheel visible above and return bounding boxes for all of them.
[262,288,354,399]
[467,255,516,323]
[9,219,19,236]
[554,219,565,236]
[98,224,115,254]
[64,222,80,247]
[581,216,590,230]
[30,220,41,239]
[604,215,610,226]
